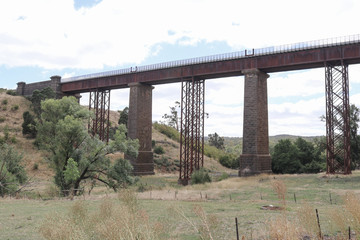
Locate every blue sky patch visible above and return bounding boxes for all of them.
[73,0,102,10]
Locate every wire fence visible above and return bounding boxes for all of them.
[61,34,360,83]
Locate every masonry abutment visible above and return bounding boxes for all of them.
[239,69,272,176]
[127,82,154,175]
[16,82,26,96]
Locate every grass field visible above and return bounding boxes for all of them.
[1,171,360,239]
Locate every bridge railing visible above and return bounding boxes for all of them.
[62,34,360,83]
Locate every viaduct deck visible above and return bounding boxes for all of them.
[55,35,360,177]
[61,36,360,94]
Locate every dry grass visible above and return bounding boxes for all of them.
[0,92,31,132]
[267,213,304,240]
[344,192,360,232]
[40,190,169,240]
[271,179,287,207]
[297,203,319,238]
[0,92,53,181]
[152,126,234,174]
[172,204,219,240]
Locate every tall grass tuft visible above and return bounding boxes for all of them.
[328,207,349,238]
[40,190,168,240]
[344,192,360,232]
[173,204,218,240]
[271,179,287,207]
[267,213,303,240]
[296,203,319,238]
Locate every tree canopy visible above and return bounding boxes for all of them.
[0,144,27,197]
[118,106,129,126]
[208,132,225,150]
[161,101,180,131]
[271,138,325,174]
[36,96,139,196]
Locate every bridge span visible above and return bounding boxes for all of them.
[17,35,360,182]
[61,35,360,93]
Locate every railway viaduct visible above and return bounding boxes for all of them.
[17,35,360,183]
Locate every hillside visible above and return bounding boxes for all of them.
[0,91,230,185]
[218,134,324,156]
[1,90,325,186]
[0,90,53,181]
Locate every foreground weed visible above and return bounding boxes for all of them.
[328,207,350,239]
[40,192,168,240]
[296,203,319,238]
[271,179,287,207]
[267,213,303,240]
[173,204,218,240]
[39,201,89,240]
[344,192,360,232]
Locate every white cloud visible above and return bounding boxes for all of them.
[269,97,325,136]
[1,0,360,69]
[268,69,324,98]
[2,0,360,137]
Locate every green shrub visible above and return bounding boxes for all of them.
[108,158,136,188]
[153,122,180,142]
[2,106,7,111]
[3,126,9,142]
[302,161,326,173]
[219,154,239,169]
[154,145,165,154]
[22,111,37,138]
[137,183,151,192]
[11,105,19,111]
[0,117,5,123]
[10,136,17,144]
[204,144,224,160]
[6,90,17,96]
[33,163,39,170]
[174,159,180,167]
[217,172,230,181]
[154,156,171,167]
[191,168,211,185]
[152,140,156,148]
[2,99,8,105]
[0,144,27,196]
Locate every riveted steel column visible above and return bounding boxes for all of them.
[325,61,351,174]
[88,89,110,142]
[179,78,205,185]
[239,69,271,176]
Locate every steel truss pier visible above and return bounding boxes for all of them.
[179,78,205,185]
[325,61,351,174]
[88,89,111,142]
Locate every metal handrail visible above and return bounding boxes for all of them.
[61,34,360,83]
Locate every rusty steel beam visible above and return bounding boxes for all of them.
[88,89,111,142]
[61,44,360,94]
[179,78,205,185]
[325,61,351,174]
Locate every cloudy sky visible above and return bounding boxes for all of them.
[1,0,360,137]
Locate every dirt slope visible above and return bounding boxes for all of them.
[0,91,230,183]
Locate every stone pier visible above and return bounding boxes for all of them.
[127,83,154,175]
[239,69,272,176]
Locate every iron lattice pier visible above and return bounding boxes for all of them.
[88,89,111,142]
[325,61,351,174]
[179,78,205,185]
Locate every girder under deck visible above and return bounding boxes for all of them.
[179,78,205,185]
[325,61,351,174]
[88,89,111,142]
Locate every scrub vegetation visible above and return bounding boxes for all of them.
[1,91,360,239]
